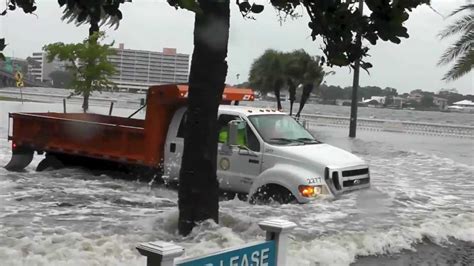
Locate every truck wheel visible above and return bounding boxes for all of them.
[36,155,64,172]
[219,191,236,201]
[4,146,34,171]
[249,184,296,204]
[237,193,248,201]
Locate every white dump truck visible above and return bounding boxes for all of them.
[6,84,370,203]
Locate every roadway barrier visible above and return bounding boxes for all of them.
[137,219,296,266]
[300,114,474,138]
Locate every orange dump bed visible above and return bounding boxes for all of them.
[8,84,254,169]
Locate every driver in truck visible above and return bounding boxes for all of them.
[218,117,247,146]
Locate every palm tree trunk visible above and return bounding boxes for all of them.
[274,79,284,111]
[89,21,99,37]
[178,0,230,236]
[82,91,89,112]
[81,21,99,113]
[288,79,296,116]
[274,88,282,111]
[296,83,313,117]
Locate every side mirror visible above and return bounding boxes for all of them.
[227,120,246,146]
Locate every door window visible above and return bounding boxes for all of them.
[246,126,260,152]
[217,114,240,143]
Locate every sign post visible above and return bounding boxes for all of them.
[136,219,296,266]
[14,71,24,103]
[258,219,297,266]
[137,241,185,266]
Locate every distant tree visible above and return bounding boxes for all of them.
[285,50,308,114]
[43,32,117,112]
[295,55,327,117]
[249,49,327,114]
[248,49,286,110]
[420,95,434,107]
[49,70,73,88]
[384,95,394,106]
[438,3,474,81]
[438,90,467,105]
[0,38,5,61]
[383,87,398,97]
[319,84,344,101]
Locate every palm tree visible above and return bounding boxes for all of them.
[438,3,474,81]
[295,55,327,117]
[284,50,307,116]
[59,1,127,37]
[249,49,286,110]
[250,49,328,115]
[57,1,126,111]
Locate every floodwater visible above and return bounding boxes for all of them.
[0,100,473,266]
[1,87,474,125]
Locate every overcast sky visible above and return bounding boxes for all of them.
[1,0,472,95]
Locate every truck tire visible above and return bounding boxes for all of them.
[4,146,34,171]
[219,191,236,201]
[36,155,64,172]
[249,184,296,204]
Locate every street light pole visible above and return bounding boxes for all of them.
[349,0,364,138]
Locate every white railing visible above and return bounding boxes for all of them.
[299,114,474,138]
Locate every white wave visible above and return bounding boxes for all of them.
[287,213,474,266]
[0,232,145,266]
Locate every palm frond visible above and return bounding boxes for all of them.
[449,4,474,17]
[443,49,474,81]
[439,14,474,39]
[438,30,474,65]
[60,6,121,30]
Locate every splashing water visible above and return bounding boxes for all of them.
[0,101,472,266]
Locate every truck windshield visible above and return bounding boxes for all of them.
[248,114,319,145]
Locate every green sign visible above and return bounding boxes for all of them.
[176,241,276,266]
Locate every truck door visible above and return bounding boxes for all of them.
[217,114,262,193]
[163,107,186,182]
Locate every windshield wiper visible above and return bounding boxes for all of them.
[295,137,321,144]
[270,138,311,145]
[269,138,293,142]
[269,138,302,145]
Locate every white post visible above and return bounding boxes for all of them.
[136,241,185,266]
[258,219,297,266]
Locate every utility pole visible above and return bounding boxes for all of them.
[349,0,364,138]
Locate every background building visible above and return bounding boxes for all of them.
[27,52,67,84]
[109,44,190,92]
[27,45,190,91]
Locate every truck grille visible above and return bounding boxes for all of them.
[342,168,369,177]
[343,177,370,187]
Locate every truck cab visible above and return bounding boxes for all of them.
[164,105,370,203]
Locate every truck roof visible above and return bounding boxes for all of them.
[218,105,285,116]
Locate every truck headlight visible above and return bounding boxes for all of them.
[298,185,322,197]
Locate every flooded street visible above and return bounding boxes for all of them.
[0,101,473,265]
